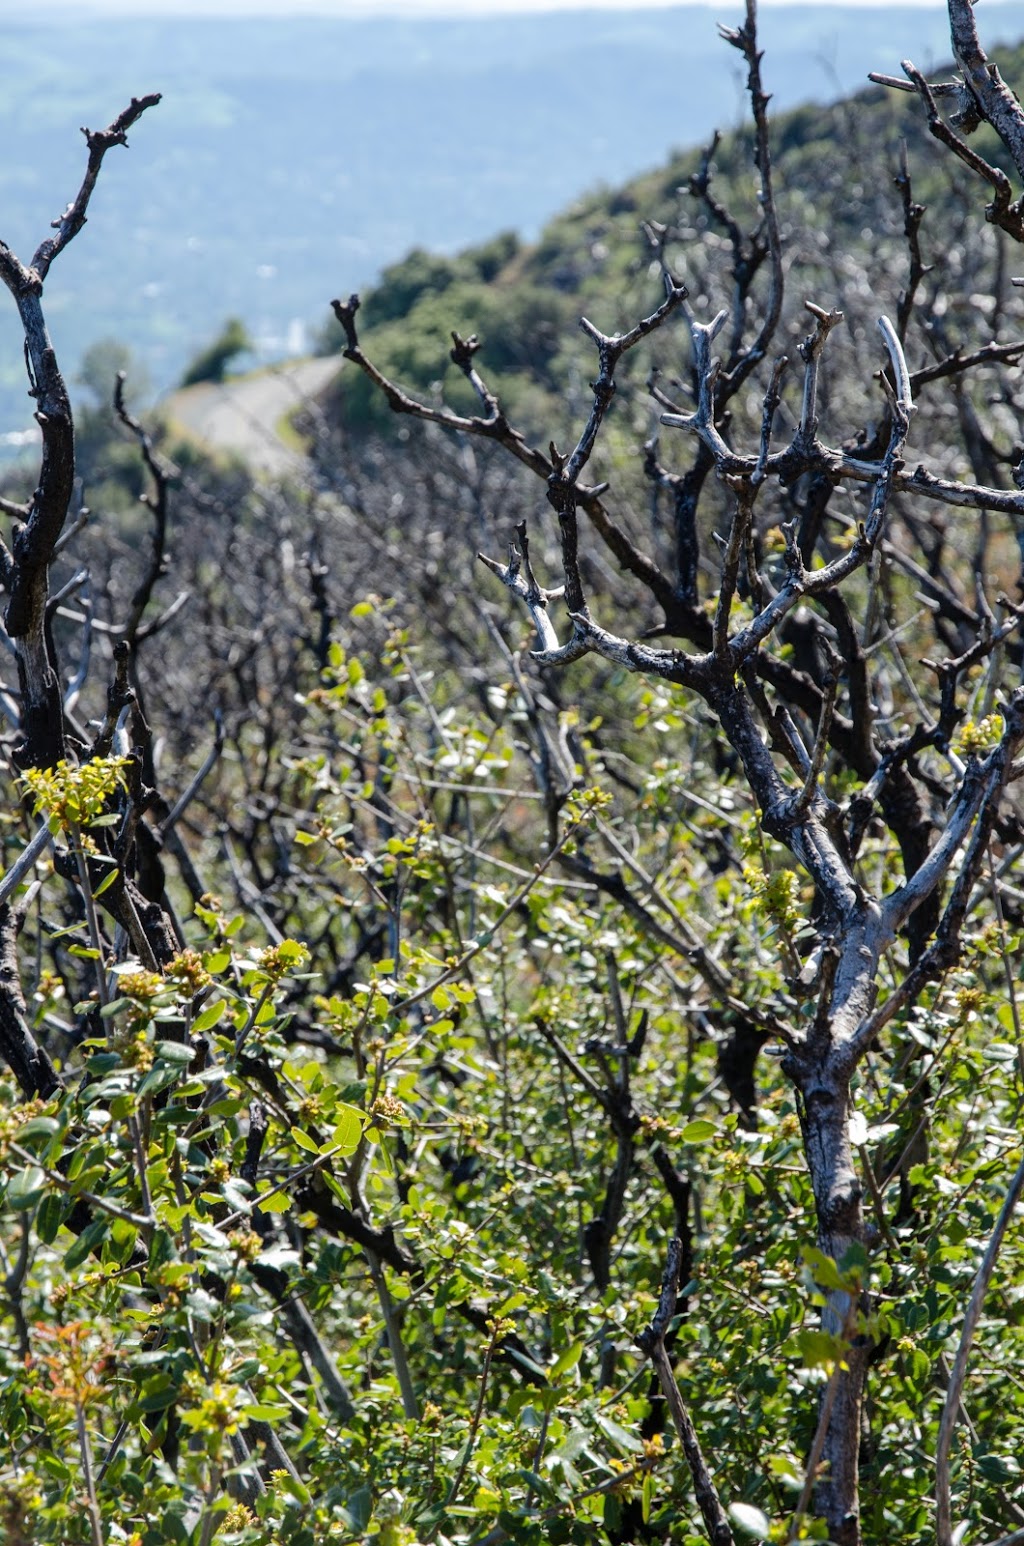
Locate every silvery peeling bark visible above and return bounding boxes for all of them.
[477,297,1024,1543]
[338,3,1024,1536]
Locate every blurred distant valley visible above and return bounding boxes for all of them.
[2,4,1022,453]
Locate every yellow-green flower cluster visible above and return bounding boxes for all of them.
[953,713,1005,757]
[21,756,130,832]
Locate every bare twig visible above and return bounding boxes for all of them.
[936,1153,1024,1546]
[114,369,176,645]
[637,1239,735,1546]
[0,95,160,769]
[900,59,1024,243]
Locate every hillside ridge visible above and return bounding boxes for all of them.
[320,29,1024,446]
[2,4,1020,453]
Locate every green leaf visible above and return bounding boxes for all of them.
[154,1040,196,1064]
[292,1127,320,1154]
[790,1328,846,1370]
[37,1191,68,1244]
[137,1375,179,1413]
[320,1171,348,1203]
[192,999,227,1034]
[330,1104,365,1155]
[257,1188,292,1214]
[594,1412,642,1455]
[274,1470,312,1506]
[681,1119,717,1143]
[338,1486,372,1532]
[7,1165,46,1211]
[802,1246,846,1292]
[93,865,120,897]
[85,1052,121,1076]
[17,1116,60,1143]
[729,1501,770,1538]
[137,1064,185,1100]
[243,1402,290,1423]
[641,1469,654,1525]
[65,1217,110,1270]
[206,1098,244,1118]
[975,1451,1020,1484]
[549,1341,583,1381]
[39,1451,71,1481]
[766,1453,804,1491]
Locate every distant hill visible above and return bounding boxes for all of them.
[320,28,1024,479]
[1,6,1022,449]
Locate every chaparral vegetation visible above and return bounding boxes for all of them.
[2,4,1024,1545]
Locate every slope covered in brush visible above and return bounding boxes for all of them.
[324,37,1024,454]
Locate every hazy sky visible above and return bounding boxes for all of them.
[20,0,955,13]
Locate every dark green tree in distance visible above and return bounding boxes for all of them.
[180,318,253,388]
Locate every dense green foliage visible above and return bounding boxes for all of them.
[6,589,1022,1546]
[3,506,1024,1546]
[180,319,253,388]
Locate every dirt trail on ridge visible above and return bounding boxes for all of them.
[165,356,339,475]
